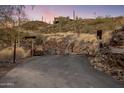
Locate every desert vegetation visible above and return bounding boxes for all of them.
[0,5,124,83]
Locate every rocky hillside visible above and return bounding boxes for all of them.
[20,16,124,34]
[21,21,49,30]
[90,27,124,81]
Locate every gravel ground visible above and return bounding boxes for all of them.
[0,55,123,88]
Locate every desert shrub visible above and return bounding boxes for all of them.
[0,47,26,62]
[16,47,26,59]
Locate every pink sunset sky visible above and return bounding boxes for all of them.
[24,5,124,23]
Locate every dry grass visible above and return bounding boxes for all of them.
[43,32,98,43]
[77,31,113,44]
[42,31,113,45]
[77,33,97,43]
[0,47,26,62]
[102,31,113,44]
[41,32,113,53]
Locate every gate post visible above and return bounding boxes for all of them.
[31,39,34,56]
[97,30,103,49]
[13,37,16,63]
[24,36,36,57]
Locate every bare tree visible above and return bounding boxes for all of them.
[13,6,26,46]
[0,6,14,28]
[0,6,26,46]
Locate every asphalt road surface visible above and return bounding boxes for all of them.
[0,55,124,88]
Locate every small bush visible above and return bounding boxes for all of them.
[0,47,26,62]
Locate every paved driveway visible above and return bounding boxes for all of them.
[0,55,123,88]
